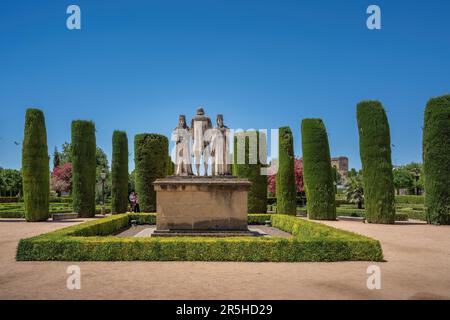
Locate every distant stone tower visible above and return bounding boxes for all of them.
[331,156,349,183]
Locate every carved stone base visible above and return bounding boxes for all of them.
[153,176,251,232]
[152,229,259,237]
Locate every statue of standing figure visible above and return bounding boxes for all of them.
[171,108,231,177]
[191,107,212,176]
[211,114,231,176]
[172,115,193,176]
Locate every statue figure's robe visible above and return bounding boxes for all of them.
[172,126,193,176]
[211,125,231,176]
[191,115,212,166]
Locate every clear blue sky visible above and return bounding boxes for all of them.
[1,0,449,171]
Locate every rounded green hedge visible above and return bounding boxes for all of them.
[111,130,129,214]
[301,119,336,220]
[276,126,296,215]
[134,133,168,212]
[233,130,267,213]
[71,120,96,217]
[423,95,450,225]
[357,101,396,224]
[22,108,50,222]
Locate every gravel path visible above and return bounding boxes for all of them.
[1,217,450,299]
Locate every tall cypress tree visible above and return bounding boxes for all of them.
[134,133,168,212]
[233,130,268,213]
[357,101,396,224]
[276,126,296,215]
[111,130,129,214]
[71,120,96,217]
[301,118,336,220]
[22,108,50,222]
[423,95,450,225]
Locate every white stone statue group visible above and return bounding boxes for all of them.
[172,107,231,176]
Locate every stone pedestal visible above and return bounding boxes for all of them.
[153,176,251,234]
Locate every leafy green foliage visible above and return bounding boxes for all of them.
[233,131,267,213]
[301,119,336,220]
[356,101,396,224]
[134,134,168,212]
[344,174,364,209]
[276,127,296,215]
[423,95,450,224]
[16,213,383,262]
[71,120,96,217]
[393,168,414,194]
[111,131,129,214]
[0,168,22,197]
[22,109,50,221]
[402,162,424,195]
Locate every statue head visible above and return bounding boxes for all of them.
[216,114,224,127]
[196,107,205,116]
[178,114,186,127]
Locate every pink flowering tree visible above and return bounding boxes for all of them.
[51,163,72,196]
[268,157,304,195]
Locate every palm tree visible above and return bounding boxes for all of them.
[345,175,364,209]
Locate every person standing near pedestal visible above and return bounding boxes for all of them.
[191,107,212,176]
[172,115,193,176]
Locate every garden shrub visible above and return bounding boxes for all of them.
[276,127,296,215]
[267,197,277,205]
[71,120,96,218]
[16,213,383,262]
[335,199,349,207]
[397,207,426,221]
[394,212,409,222]
[233,130,267,213]
[301,119,336,220]
[247,214,271,224]
[22,108,50,222]
[0,212,24,218]
[395,195,424,205]
[336,207,365,217]
[49,197,73,203]
[423,95,450,225]
[0,197,20,203]
[357,101,396,224]
[134,134,168,212]
[111,131,129,214]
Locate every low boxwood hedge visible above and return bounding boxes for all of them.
[395,195,424,204]
[248,214,271,225]
[336,207,411,222]
[16,213,383,262]
[0,197,20,203]
[397,208,426,221]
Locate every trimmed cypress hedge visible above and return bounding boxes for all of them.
[357,101,396,224]
[134,134,168,212]
[16,213,383,262]
[22,109,50,222]
[71,120,96,217]
[423,95,450,224]
[233,130,267,213]
[276,127,296,215]
[167,156,174,176]
[111,131,129,214]
[301,119,336,220]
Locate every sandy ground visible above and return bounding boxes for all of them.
[0,217,449,300]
